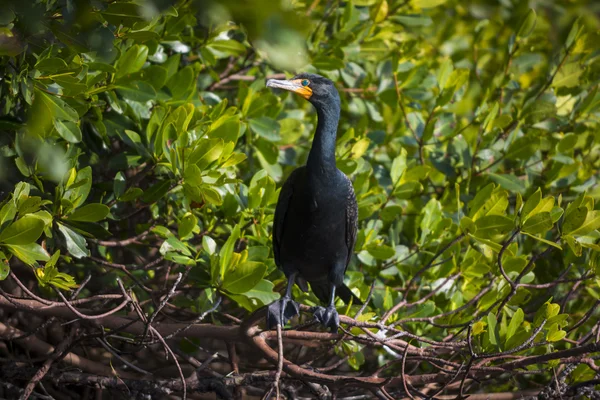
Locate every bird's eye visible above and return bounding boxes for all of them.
[301,79,310,87]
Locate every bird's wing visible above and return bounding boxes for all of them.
[273,167,303,268]
[343,174,358,268]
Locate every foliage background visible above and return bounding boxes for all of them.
[1,0,600,398]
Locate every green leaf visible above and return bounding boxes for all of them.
[115,45,149,79]
[522,212,552,235]
[18,197,43,215]
[222,261,267,294]
[517,9,537,39]
[142,180,172,203]
[475,215,514,234]
[570,211,600,236]
[366,243,396,260]
[390,14,432,27]
[46,250,60,268]
[552,63,583,88]
[53,119,82,143]
[488,173,525,194]
[164,253,196,266]
[522,231,562,250]
[0,201,17,228]
[124,30,160,43]
[208,40,246,56]
[219,225,240,281]
[460,216,477,234]
[563,207,587,234]
[528,197,555,221]
[487,313,498,345]
[515,193,523,215]
[468,183,494,219]
[472,321,486,336]
[506,308,524,340]
[178,212,197,238]
[248,171,276,209]
[412,0,446,8]
[189,138,224,171]
[35,89,78,122]
[68,204,110,222]
[370,0,388,23]
[202,236,217,255]
[420,199,442,244]
[563,235,582,256]
[522,188,542,220]
[381,204,403,222]
[550,207,564,223]
[249,117,281,141]
[140,65,168,90]
[547,327,566,342]
[120,188,143,202]
[0,216,45,245]
[393,181,422,199]
[483,102,499,133]
[221,153,247,168]
[35,57,68,73]
[114,172,126,199]
[312,55,345,71]
[245,279,280,304]
[468,233,503,252]
[102,2,144,26]
[184,165,203,187]
[165,66,194,100]
[57,222,89,259]
[65,167,92,209]
[6,243,50,265]
[390,150,407,183]
[557,133,577,154]
[201,186,223,206]
[115,81,157,102]
[566,17,583,48]
[0,251,8,280]
[160,237,192,256]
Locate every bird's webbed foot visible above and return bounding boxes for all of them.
[266,296,300,329]
[314,305,340,333]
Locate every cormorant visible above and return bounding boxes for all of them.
[265,73,361,332]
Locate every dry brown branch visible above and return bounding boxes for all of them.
[1,258,598,399]
[20,325,77,400]
[0,322,137,379]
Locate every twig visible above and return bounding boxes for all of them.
[401,340,414,399]
[274,324,284,399]
[20,326,77,400]
[354,281,375,318]
[91,225,155,247]
[96,338,152,376]
[53,288,130,320]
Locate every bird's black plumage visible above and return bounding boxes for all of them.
[266,73,360,331]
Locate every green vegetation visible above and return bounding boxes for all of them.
[0,0,599,398]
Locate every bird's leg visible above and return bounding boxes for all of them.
[314,283,340,332]
[266,272,300,329]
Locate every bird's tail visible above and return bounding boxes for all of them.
[311,282,363,306]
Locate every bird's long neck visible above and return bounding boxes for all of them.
[307,100,340,175]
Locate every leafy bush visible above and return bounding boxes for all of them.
[1,0,599,398]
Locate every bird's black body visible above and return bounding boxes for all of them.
[274,167,356,299]
[266,73,360,331]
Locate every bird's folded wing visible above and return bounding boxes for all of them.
[344,174,358,269]
[273,167,304,267]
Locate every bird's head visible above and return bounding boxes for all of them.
[266,73,340,109]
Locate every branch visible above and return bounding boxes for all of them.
[0,322,137,379]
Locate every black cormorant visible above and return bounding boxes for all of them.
[265,73,361,331]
